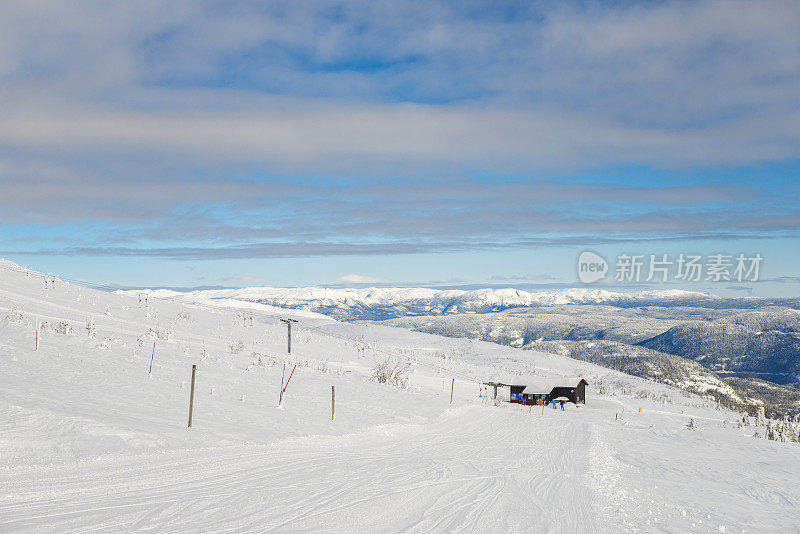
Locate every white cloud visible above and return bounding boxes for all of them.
[220,275,270,283]
[0,0,797,170]
[338,273,390,284]
[490,274,556,281]
[0,100,797,170]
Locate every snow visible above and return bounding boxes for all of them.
[2,260,800,532]
[118,285,718,320]
[522,377,585,393]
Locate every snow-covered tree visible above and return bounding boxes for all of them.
[86,318,96,339]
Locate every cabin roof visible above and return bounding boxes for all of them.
[484,376,529,387]
[521,377,587,394]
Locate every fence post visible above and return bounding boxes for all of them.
[279,363,286,406]
[450,378,454,404]
[331,385,335,421]
[280,318,297,354]
[188,364,197,427]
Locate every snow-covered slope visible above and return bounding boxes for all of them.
[3,259,800,532]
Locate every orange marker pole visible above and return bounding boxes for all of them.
[283,364,297,394]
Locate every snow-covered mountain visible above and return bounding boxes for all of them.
[4,259,800,532]
[121,285,720,320]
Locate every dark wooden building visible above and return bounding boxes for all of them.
[509,384,527,403]
[508,378,588,405]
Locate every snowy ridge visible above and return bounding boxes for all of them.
[120,285,717,320]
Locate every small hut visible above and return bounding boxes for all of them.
[508,378,588,405]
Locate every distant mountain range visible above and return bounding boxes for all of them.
[126,286,765,319]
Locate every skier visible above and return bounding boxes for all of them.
[559,400,565,411]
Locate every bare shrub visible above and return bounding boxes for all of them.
[373,359,410,388]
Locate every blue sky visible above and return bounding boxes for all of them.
[0,0,798,296]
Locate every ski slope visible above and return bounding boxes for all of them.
[1,259,799,533]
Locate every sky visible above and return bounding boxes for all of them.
[0,0,798,296]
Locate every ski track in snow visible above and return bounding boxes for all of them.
[1,407,601,533]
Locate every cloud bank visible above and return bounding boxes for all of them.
[338,274,391,284]
[0,0,798,260]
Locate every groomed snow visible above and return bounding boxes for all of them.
[2,260,799,532]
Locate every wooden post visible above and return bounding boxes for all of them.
[280,318,298,354]
[188,365,197,427]
[331,385,335,420]
[279,363,286,405]
[450,378,454,404]
[149,342,155,374]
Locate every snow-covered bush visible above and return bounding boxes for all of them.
[173,311,192,324]
[755,406,767,426]
[373,359,410,388]
[147,327,172,341]
[737,412,750,428]
[55,321,73,335]
[86,319,96,339]
[5,306,24,321]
